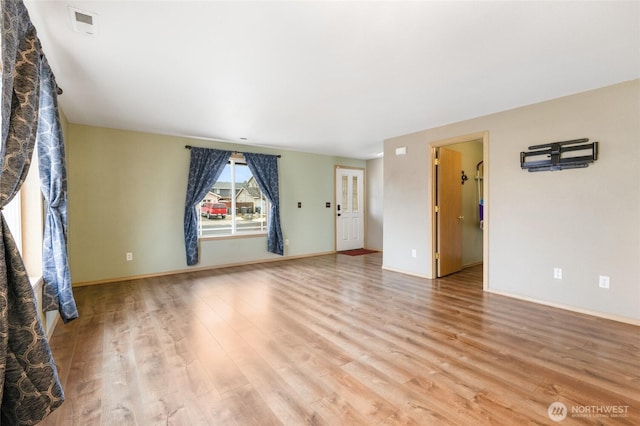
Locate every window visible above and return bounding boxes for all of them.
[2,155,44,280]
[4,192,22,253]
[198,156,270,237]
[0,69,43,277]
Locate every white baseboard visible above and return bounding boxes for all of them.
[487,288,640,326]
[73,251,336,287]
[381,265,431,279]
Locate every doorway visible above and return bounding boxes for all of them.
[435,146,463,276]
[335,167,365,251]
[431,133,488,288]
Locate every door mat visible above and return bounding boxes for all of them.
[338,249,379,256]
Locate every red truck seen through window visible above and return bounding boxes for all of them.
[201,202,227,219]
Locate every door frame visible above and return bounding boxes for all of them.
[334,165,366,252]
[429,132,489,290]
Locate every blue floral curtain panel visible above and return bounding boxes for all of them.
[244,153,284,255]
[184,147,232,265]
[0,0,65,422]
[37,57,78,324]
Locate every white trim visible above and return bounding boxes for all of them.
[381,265,431,279]
[487,288,640,326]
[73,251,337,287]
[3,192,22,253]
[46,313,60,340]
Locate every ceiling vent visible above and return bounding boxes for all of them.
[69,6,98,36]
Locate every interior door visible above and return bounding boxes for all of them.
[336,168,364,251]
[436,147,463,277]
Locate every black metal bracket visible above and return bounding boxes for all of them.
[520,138,598,172]
[461,170,468,185]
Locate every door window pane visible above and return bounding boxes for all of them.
[342,175,348,211]
[352,176,359,212]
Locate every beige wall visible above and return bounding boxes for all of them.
[383,79,640,322]
[66,124,365,284]
[366,157,383,251]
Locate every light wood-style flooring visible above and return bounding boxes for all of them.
[40,253,639,425]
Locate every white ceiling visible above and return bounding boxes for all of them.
[23,1,640,159]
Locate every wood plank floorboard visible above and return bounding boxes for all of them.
[40,253,639,425]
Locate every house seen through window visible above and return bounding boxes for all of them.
[198,156,269,237]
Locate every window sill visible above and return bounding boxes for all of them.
[199,232,267,242]
[30,275,43,291]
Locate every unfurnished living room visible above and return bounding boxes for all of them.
[1,1,638,425]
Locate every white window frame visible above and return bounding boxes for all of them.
[198,156,269,238]
[2,158,44,284]
[4,192,22,253]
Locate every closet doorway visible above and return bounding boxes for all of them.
[430,132,488,288]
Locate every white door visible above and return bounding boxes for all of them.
[336,168,364,251]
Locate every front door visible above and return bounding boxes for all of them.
[336,167,364,251]
[436,147,463,277]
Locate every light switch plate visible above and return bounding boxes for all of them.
[599,275,610,289]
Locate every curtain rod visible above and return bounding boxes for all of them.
[184,145,281,158]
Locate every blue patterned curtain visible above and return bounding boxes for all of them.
[1,0,64,422]
[37,57,78,324]
[244,153,284,255]
[184,147,231,265]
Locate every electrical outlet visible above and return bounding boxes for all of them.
[126,252,133,261]
[411,249,417,258]
[553,268,562,279]
[599,275,610,289]
[285,239,289,246]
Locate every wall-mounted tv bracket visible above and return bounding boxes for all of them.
[520,138,598,172]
